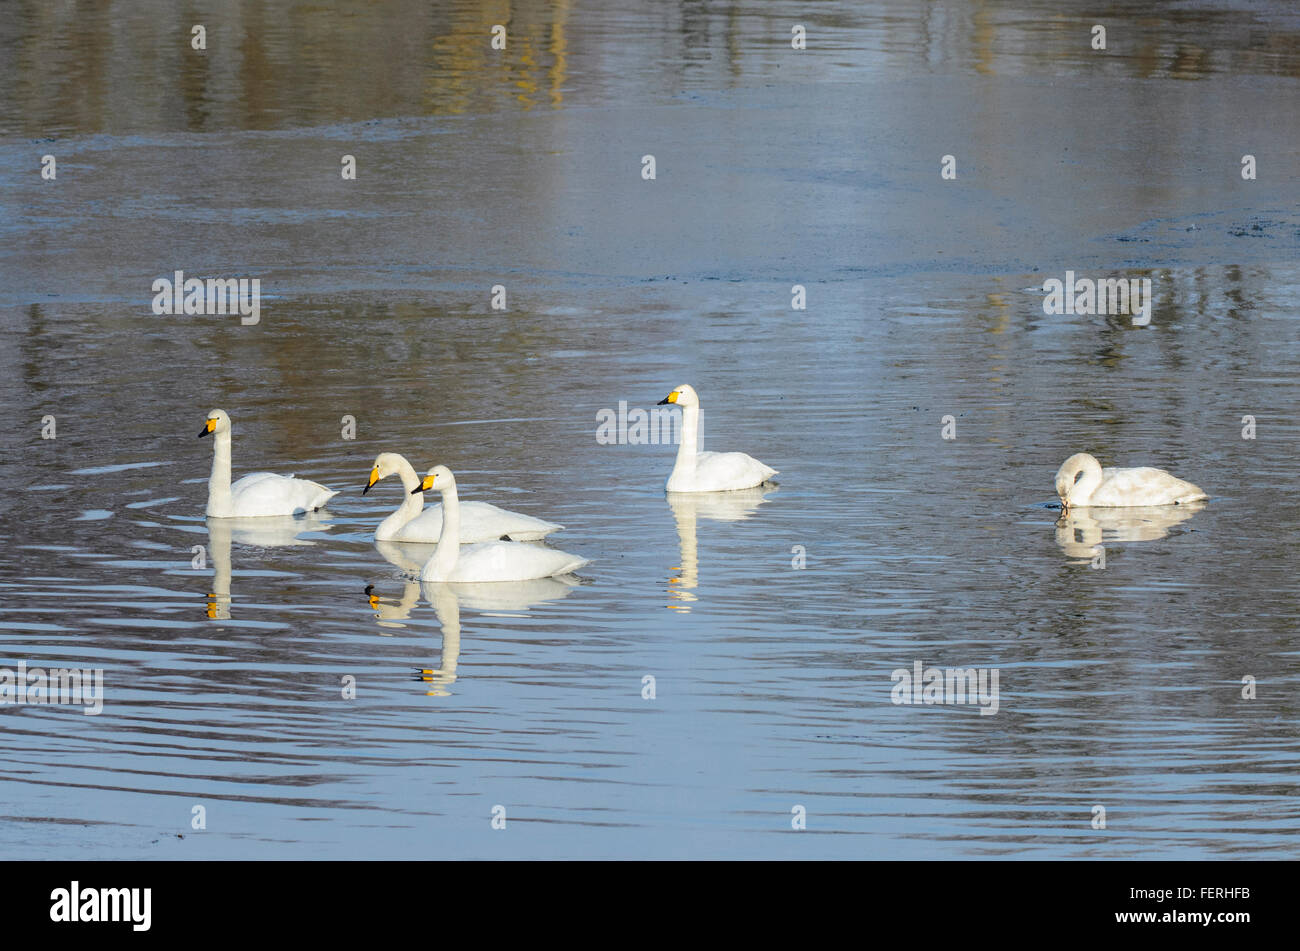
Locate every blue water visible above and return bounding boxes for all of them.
[0,0,1297,859]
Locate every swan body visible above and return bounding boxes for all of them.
[200,409,337,518]
[1055,452,1207,509]
[364,452,561,543]
[658,384,778,492]
[415,466,589,583]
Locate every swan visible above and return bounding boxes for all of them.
[413,466,589,583]
[1055,452,1208,509]
[199,409,337,517]
[364,452,562,543]
[657,384,778,492]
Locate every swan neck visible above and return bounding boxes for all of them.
[1072,458,1103,505]
[375,457,426,539]
[393,458,424,521]
[676,404,700,462]
[207,430,233,515]
[431,485,461,577]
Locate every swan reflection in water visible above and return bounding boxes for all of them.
[665,485,777,612]
[370,540,578,696]
[204,513,331,619]
[1054,500,1207,564]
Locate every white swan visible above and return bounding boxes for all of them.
[200,409,337,517]
[1055,452,1208,509]
[364,452,562,543]
[414,466,589,583]
[658,384,778,492]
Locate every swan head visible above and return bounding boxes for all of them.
[364,452,409,495]
[658,384,699,408]
[1055,452,1100,509]
[412,464,456,495]
[199,409,231,438]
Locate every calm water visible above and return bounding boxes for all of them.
[1,1,1298,859]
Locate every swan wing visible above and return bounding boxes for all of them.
[444,541,590,583]
[394,501,563,544]
[229,472,337,517]
[671,451,778,493]
[462,501,564,541]
[392,504,445,543]
[1091,466,1207,507]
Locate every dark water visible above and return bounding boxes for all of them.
[1,1,1298,858]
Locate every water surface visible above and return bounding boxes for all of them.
[1,0,1298,859]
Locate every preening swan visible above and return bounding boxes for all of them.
[199,409,337,518]
[413,466,589,583]
[364,452,562,543]
[1055,452,1207,509]
[657,384,778,492]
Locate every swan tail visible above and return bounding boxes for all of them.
[312,487,340,510]
[504,521,564,541]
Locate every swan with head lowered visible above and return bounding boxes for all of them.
[413,466,589,583]
[1055,452,1207,509]
[364,452,561,543]
[657,384,778,492]
[199,409,337,517]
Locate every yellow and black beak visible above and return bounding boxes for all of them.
[658,391,679,405]
[198,418,216,438]
[411,474,435,495]
[362,466,380,495]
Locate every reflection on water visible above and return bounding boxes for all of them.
[1,0,1298,860]
[666,487,776,612]
[367,579,424,630]
[417,583,462,697]
[1055,502,1207,564]
[3,0,1299,141]
[205,513,332,619]
[366,546,578,697]
[414,580,582,698]
[374,539,434,580]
